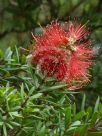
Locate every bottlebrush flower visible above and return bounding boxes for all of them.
[63,21,89,44]
[33,21,68,48]
[64,43,94,90]
[31,46,70,80]
[31,20,94,90]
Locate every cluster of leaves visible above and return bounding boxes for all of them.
[0,84,102,136]
[0,47,102,136]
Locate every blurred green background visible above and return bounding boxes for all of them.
[0,0,102,106]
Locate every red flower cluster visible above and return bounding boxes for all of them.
[31,20,94,90]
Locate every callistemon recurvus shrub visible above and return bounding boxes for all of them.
[30,20,94,90]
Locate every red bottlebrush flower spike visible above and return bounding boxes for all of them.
[31,20,94,90]
[63,21,89,44]
[34,21,68,48]
[31,46,70,80]
[64,43,94,90]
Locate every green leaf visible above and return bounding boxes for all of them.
[85,107,93,122]
[79,124,88,136]
[3,124,7,136]
[22,127,33,133]
[94,96,100,112]
[58,94,66,104]
[74,111,86,121]
[6,123,13,129]
[9,112,22,118]
[4,47,13,61]
[67,126,77,132]
[28,86,35,96]
[81,94,86,111]
[28,65,40,88]
[40,84,67,92]
[15,45,20,63]
[0,122,3,126]
[71,121,81,127]
[10,121,21,127]
[38,125,46,136]
[65,106,71,128]
[72,103,76,117]
[20,83,25,100]
[29,93,42,101]
[90,112,98,126]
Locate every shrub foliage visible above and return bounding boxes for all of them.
[0,47,102,136]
